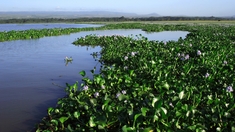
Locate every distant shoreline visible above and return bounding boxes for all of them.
[0,17,235,24]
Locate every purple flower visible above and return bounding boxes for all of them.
[122,90,127,94]
[177,53,181,57]
[189,44,192,47]
[226,86,233,92]
[184,54,190,60]
[124,56,128,60]
[83,85,88,91]
[224,61,228,65]
[131,52,135,56]
[130,52,138,56]
[180,54,189,61]
[124,66,128,70]
[169,102,174,108]
[197,50,202,56]
[101,85,105,89]
[205,73,210,78]
[94,92,99,98]
[116,92,121,98]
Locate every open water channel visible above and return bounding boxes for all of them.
[0,23,188,131]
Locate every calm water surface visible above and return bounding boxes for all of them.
[0,26,188,132]
[0,23,102,31]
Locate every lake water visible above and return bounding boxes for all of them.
[0,24,188,132]
[0,23,102,31]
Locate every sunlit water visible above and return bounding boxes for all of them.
[0,25,188,132]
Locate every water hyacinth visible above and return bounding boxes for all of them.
[169,102,174,108]
[184,54,190,60]
[64,56,73,61]
[124,56,128,60]
[177,53,181,57]
[94,92,99,98]
[36,23,235,131]
[130,51,138,57]
[197,50,202,56]
[101,85,105,89]
[180,57,185,61]
[116,92,121,98]
[223,60,228,65]
[131,52,136,56]
[83,85,88,91]
[179,53,190,61]
[205,73,210,78]
[121,90,127,94]
[226,86,233,92]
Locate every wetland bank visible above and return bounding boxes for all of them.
[0,22,235,131]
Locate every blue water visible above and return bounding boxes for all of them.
[0,23,103,32]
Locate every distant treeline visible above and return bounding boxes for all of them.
[0,16,234,23]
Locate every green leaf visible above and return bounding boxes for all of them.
[186,111,190,117]
[98,125,105,130]
[51,119,58,126]
[179,91,185,100]
[153,115,159,122]
[141,107,149,116]
[156,100,163,109]
[152,97,159,107]
[74,111,80,119]
[161,107,167,115]
[59,117,69,124]
[102,99,110,110]
[89,116,96,127]
[90,98,97,106]
[118,94,126,101]
[122,125,135,132]
[163,82,170,90]
[143,127,154,132]
[152,97,162,108]
[176,111,182,117]
[232,126,235,132]
[133,113,141,127]
[79,70,86,77]
[95,76,102,84]
[72,82,78,91]
[47,107,54,115]
[129,70,134,76]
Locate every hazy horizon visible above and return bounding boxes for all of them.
[0,0,234,17]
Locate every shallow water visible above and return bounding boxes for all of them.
[0,28,188,132]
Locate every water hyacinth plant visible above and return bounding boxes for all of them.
[36,23,235,132]
[64,56,73,61]
[64,56,73,66]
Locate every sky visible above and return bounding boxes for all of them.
[0,0,234,16]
